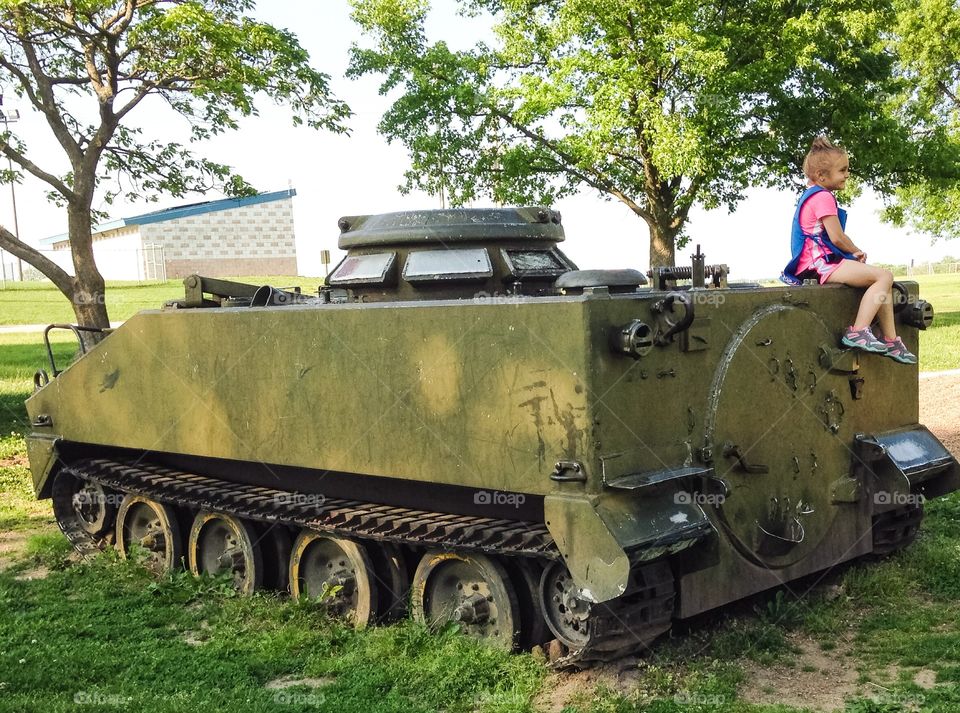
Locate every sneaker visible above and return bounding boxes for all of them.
[840,326,887,354]
[882,337,918,365]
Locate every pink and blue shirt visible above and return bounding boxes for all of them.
[781,186,855,285]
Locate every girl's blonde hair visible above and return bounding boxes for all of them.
[803,136,846,181]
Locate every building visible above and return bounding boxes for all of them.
[40,189,298,280]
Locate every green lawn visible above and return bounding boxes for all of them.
[897,273,960,372]
[0,275,324,325]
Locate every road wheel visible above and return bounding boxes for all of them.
[188,511,263,595]
[116,494,183,575]
[411,551,519,651]
[289,531,378,627]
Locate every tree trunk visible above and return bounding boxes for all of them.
[648,221,677,269]
[66,203,110,339]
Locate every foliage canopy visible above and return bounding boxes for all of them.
[884,0,960,241]
[350,0,957,266]
[0,0,348,326]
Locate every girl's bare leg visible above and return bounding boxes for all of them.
[825,261,897,338]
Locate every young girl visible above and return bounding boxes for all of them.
[781,137,916,365]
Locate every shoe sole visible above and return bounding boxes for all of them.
[884,353,918,365]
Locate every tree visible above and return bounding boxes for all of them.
[0,0,349,330]
[883,0,960,241]
[350,0,947,267]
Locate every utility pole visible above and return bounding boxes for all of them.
[0,105,22,280]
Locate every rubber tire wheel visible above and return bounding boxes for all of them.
[505,558,550,649]
[257,523,293,592]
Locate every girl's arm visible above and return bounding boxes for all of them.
[822,215,866,262]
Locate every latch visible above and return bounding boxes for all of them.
[721,441,769,474]
[550,460,587,482]
[819,344,860,374]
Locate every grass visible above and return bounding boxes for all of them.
[0,275,324,325]
[0,555,545,713]
[896,273,960,372]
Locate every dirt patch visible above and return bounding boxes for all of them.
[738,634,858,712]
[0,529,36,569]
[913,669,937,689]
[181,620,211,646]
[533,658,657,712]
[264,676,335,690]
[920,373,960,457]
[0,453,28,468]
[0,529,53,580]
[14,565,49,581]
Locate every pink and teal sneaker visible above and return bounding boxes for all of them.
[840,326,887,354]
[882,337,918,365]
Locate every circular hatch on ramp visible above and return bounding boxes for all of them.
[704,304,855,569]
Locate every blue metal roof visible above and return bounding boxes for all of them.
[41,188,297,245]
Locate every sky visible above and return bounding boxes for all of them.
[0,0,956,283]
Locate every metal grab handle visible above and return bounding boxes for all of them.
[43,323,109,377]
[757,518,806,545]
[650,292,695,346]
[722,441,769,474]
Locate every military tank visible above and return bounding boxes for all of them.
[24,207,959,663]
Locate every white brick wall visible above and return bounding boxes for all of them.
[140,198,296,261]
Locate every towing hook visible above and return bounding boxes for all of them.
[650,292,695,346]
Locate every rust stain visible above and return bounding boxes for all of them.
[550,388,581,458]
[519,394,548,467]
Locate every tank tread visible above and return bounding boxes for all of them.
[553,560,676,667]
[50,469,111,559]
[871,503,924,555]
[67,457,559,559]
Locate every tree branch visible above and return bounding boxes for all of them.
[0,224,74,295]
[485,105,655,220]
[0,141,76,201]
[674,175,705,225]
[13,13,83,163]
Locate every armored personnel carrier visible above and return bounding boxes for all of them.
[24,207,959,663]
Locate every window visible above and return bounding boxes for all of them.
[328,252,396,285]
[403,249,493,282]
[501,249,574,278]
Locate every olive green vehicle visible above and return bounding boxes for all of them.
[24,207,960,663]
